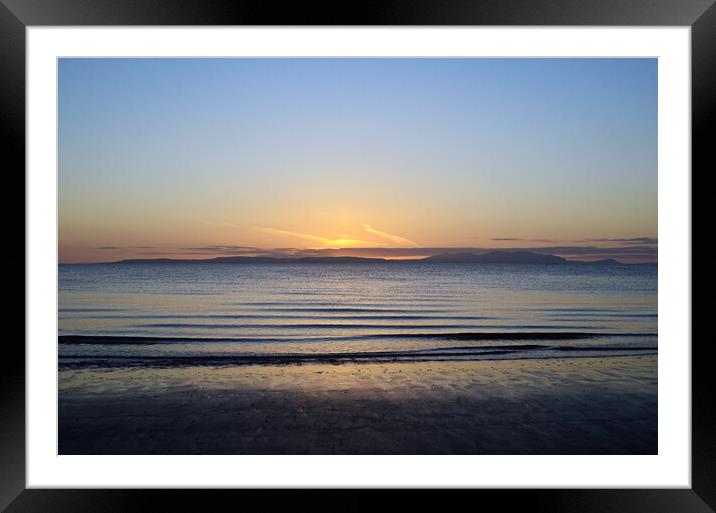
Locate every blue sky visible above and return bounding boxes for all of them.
[58,58,657,263]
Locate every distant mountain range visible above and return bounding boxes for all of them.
[424,251,566,264]
[110,250,624,265]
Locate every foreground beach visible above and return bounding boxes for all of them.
[59,355,657,454]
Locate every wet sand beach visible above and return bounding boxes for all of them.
[59,355,657,455]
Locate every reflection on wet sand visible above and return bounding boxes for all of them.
[59,355,657,455]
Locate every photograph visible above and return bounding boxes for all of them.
[57,57,658,455]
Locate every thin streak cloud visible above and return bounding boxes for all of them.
[255,227,383,248]
[576,237,658,245]
[362,224,417,246]
[491,238,558,243]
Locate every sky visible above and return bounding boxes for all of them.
[58,58,658,263]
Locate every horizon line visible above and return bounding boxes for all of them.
[59,250,659,266]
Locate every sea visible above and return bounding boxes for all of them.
[58,261,657,368]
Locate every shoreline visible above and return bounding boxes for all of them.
[59,354,657,455]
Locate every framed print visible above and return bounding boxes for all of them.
[4,0,714,511]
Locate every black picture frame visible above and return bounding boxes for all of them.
[2,1,712,511]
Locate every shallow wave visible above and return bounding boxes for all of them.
[59,332,656,345]
[58,344,658,369]
[125,323,606,331]
[239,306,459,312]
[59,314,499,321]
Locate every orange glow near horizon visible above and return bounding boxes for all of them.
[58,218,658,265]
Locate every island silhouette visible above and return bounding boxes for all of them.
[109,250,623,265]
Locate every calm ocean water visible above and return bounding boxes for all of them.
[58,262,657,367]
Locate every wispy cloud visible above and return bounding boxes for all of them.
[576,237,657,245]
[490,236,657,246]
[491,237,558,243]
[255,227,382,248]
[139,246,308,258]
[179,245,262,254]
[96,245,156,251]
[362,224,417,246]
